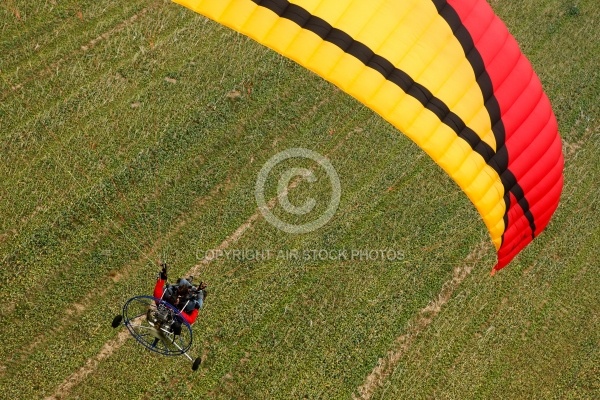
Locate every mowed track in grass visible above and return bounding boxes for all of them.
[0,0,598,399]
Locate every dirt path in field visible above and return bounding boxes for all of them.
[353,240,491,400]
[44,329,131,400]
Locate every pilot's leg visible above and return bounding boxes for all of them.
[172,318,182,336]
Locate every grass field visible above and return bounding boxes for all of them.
[0,0,598,399]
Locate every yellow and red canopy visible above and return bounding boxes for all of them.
[173,0,564,272]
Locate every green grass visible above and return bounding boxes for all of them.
[0,0,598,399]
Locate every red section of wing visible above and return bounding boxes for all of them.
[446,0,564,270]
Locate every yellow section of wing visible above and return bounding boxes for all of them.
[173,0,506,249]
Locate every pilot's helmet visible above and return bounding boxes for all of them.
[177,278,193,288]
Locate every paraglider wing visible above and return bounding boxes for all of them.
[173,0,564,272]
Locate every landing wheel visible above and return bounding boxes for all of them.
[111,314,123,328]
[192,357,202,371]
